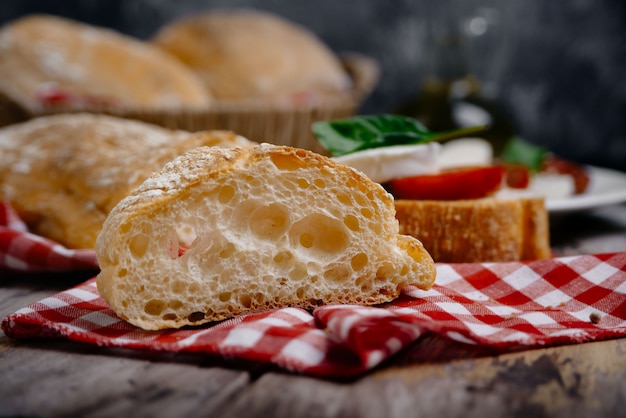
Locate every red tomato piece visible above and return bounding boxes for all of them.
[503,163,531,189]
[387,166,506,200]
[541,156,590,194]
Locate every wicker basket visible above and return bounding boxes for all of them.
[0,53,379,155]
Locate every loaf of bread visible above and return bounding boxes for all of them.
[0,113,253,249]
[394,197,551,263]
[95,144,436,330]
[0,14,212,113]
[151,9,352,103]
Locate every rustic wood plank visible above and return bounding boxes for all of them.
[0,338,251,418]
[369,337,626,417]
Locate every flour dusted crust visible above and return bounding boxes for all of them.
[0,113,253,249]
[151,9,352,101]
[96,144,436,330]
[394,197,551,263]
[0,15,212,113]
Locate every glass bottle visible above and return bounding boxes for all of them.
[395,8,515,156]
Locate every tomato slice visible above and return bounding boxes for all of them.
[386,166,506,200]
[503,163,531,189]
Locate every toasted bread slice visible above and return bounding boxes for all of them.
[96,144,436,330]
[394,197,550,263]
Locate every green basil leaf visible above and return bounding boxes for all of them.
[312,114,486,156]
[502,137,546,172]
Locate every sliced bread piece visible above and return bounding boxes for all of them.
[394,197,551,263]
[96,144,436,330]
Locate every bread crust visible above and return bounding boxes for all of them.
[394,197,551,263]
[96,144,436,330]
[0,15,212,113]
[151,9,351,101]
[0,113,252,248]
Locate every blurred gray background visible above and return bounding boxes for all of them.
[1,0,625,171]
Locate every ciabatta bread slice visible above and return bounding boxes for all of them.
[96,144,436,330]
[0,113,253,248]
[394,197,550,263]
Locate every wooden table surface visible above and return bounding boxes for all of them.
[2,203,625,418]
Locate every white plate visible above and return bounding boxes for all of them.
[545,166,626,213]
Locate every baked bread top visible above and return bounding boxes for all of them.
[0,14,212,113]
[0,113,252,248]
[151,9,352,102]
[96,144,436,330]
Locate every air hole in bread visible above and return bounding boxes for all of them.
[299,232,314,248]
[270,152,307,170]
[351,253,368,271]
[218,185,235,204]
[239,294,252,308]
[162,313,177,321]
[379,288,392,296]
[296,178,310,188]
[289,213,348,255]
[218,292,231,302]
[290,263,308,280]
[343,214,360,231]
[361,208,373,219]
[354,193,368,207]
[144,299,165,316]
[129,232,150,258]
[117,268,128,278]
[219,242,236,258]
[172,280,186,294]
[168,300,183,310]
[120,222,132,234]
[254,293,265,304]
[249,203,289,240]
[187,311,206,322]
[335,192,352,205]
[314,178,326,188]
[273,251,293,265]
[376,263,395,282]
[324,264,351,282]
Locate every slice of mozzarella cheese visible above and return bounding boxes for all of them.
[438,138,493,169]
[332,142,440,183]
[527,173,576,199]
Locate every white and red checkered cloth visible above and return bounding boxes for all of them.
[2,202,626,377]
[0,203,98,271]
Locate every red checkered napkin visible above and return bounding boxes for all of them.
[0,202,98,271]
[3,253,626,378]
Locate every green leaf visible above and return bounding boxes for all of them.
[502,137,546,172]
[312,114,486,156]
